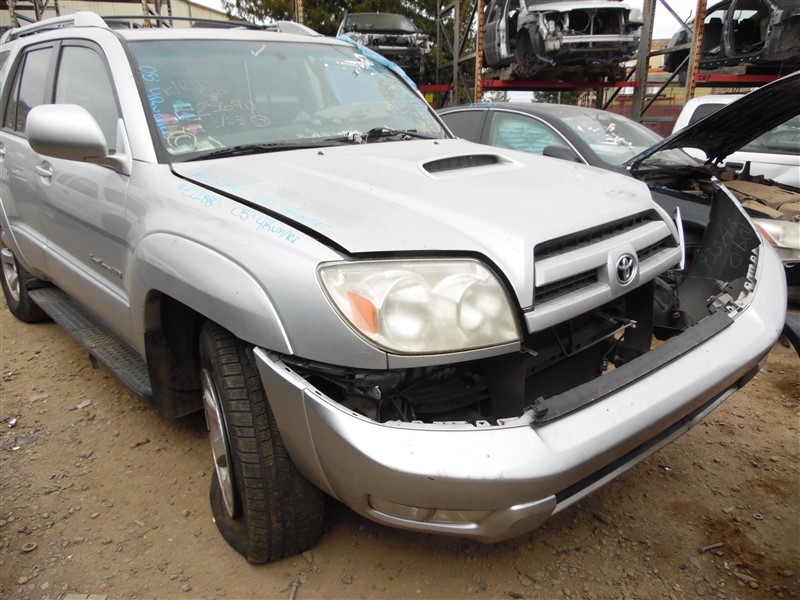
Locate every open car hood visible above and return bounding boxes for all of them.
[628,70,800,169]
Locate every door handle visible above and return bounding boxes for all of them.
[35,163,53,179]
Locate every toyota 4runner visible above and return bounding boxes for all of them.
[0,13,787,563]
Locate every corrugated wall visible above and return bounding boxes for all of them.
[1,0,227,29]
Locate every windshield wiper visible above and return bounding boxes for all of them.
[367,127,437,141]
[185,140,347,161]
[323,127,438,145]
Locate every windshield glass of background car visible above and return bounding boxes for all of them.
[560,111,690,166]
[344,14,416,32]
[127,40,443,158]
[688,105,799,156]
[742,115,800,155]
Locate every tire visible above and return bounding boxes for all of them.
[1,243,46,323]
[199,321,325,563]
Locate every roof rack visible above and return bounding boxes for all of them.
[2,11,107,41]
[99,14,319,34]
[0,10,320,42]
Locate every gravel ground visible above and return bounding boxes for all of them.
[1,303,798,600]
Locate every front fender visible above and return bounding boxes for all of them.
[129,233,292,355]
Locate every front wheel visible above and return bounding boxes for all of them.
[1,244,46,323]
[199,322,325,563]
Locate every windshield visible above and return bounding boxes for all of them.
[684,102,799,157]
[343,14,417,32]
[742,115,800,155]
[128,39,444,159]
[559,110,693,166]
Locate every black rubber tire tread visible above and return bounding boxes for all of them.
[200,322,325,563]
[0,244,47,323]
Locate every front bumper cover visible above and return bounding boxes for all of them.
[252,241,784,543]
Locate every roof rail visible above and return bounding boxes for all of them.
[97,14,320,35]
[2,11,107,41]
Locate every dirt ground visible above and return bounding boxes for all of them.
[1,303,798,600]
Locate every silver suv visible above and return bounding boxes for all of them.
[0,12,786,563]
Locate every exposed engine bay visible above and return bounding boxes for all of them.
[639,162,800,222]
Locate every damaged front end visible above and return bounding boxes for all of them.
[356,32,430,75]
[252,190,784,543]
[637,158,800,301]
[338,13,431,78]
[271,193,764,428]
[514,1,641,80]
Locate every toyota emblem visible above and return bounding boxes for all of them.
[615,254,637,285]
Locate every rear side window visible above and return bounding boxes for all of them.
[3,46,53,132]
[440,110,486,143]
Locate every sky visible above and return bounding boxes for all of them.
[191,0,702,40]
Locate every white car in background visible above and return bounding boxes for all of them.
[673,94,800,189]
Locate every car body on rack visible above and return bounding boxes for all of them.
[0,11,787,564]
[483,0,642,80]
[336,12,430,79]
[662,0,800,73]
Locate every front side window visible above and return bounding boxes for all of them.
[127,39,445,159]
[3,46,53,133]
[488,112,570,156]
[54,46,120,152]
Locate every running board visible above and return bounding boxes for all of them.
[28,287,152,401]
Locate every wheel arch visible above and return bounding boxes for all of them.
[130,233,293,418]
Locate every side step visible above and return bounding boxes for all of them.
[28,287,152,401]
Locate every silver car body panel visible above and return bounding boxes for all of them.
[172,141,670,310]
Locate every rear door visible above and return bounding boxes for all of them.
[0,42,56,275]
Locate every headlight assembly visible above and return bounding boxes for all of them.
[318,259,521,354]
[753,217,800,264]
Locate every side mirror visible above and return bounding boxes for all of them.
[26,104,130,175]
[27,104,108,160]
[543,145,581,163]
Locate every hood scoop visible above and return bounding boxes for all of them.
[423,154,503,174]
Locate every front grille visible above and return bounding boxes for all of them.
[535,211,659,261]
[534,271,598,306]
[527,211,680,333]
[638,238,676,262]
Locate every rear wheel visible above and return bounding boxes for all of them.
[1,244,46,323]
[199,322,325,563]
